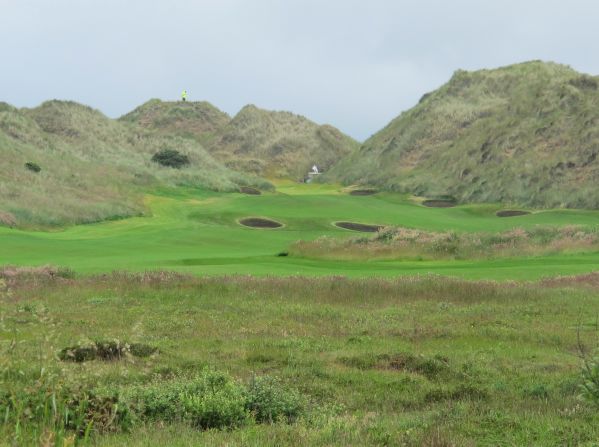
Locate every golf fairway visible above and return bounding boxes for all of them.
[2,182,599,279]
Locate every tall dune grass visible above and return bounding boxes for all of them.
[290,225,599,260]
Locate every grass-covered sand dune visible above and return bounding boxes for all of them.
[325,61,599,208]
[0,98,358,228]
[2,270,599,445]
[120,100,360,179]
[0,100,269,227]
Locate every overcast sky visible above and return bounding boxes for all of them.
[1,0,598,140]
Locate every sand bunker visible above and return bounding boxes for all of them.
[335,221,383,232]
[239,217,283,228]
[350,189,378,196]
[496,210,531,217]
[239,186,262,195]
[422,199,457,208]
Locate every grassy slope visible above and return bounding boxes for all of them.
[1,183,599,279]
[118,99,230,146]
[0,100,267,227]
[120,100,359,180]
[207,105,360,179]
[325,61,599,208]
[3,273,599,445]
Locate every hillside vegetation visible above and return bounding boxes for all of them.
[0,100,268,227]
[123,101,359,179]
[119,99,230,145]
[207,105,359,178]
[325,61,599,208]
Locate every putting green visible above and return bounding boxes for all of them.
[1,182,599,279]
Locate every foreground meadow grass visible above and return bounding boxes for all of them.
[2,270,599,445]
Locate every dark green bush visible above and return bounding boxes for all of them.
[24,162,41,173]
[581,356,599,406]
[151,149,190,168]
[130,369,250,429]
[130,370,305,429]
[246,375,305,423]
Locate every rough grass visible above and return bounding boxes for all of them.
[291,225,599,261]
[1,271,599,445]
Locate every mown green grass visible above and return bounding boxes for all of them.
[2,273,599,445]
[1,183,599,280]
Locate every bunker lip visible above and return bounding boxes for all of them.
[335,221,384,232]
[496,210,531,217]
[239,186,261,195]
[349,189,378,196]
[422,199,457,208]
[239,217,283,229]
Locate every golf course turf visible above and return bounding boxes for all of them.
[1,182,599,279]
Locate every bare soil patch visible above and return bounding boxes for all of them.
[335,221,383,232]
[349,189,378,196]
[496,210,530,217]
[239,186,262,195]
[239,217,283,229]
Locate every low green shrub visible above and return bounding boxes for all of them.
[246,375,305,423]
[581,356,599,406]
[24,162,41,173]
[129,369,305,429]
[130,369,250,429]
[151,149,190,168]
